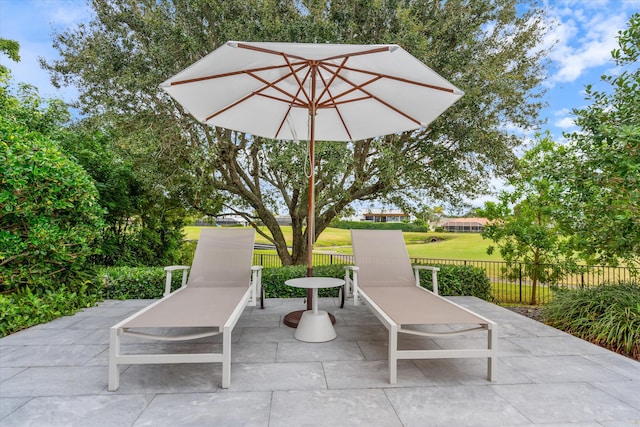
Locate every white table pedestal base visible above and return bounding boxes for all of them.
[294,310,337,342]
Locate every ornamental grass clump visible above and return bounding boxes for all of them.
[543,282,640,360]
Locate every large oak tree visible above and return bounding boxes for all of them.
[44,0,550,264]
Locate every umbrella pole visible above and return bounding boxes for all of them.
[306,68,317,310]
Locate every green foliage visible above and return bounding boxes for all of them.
[97,262,492,301]
[330,220,428,232]
[45,0,550,266]
[418,264,493,300]
[0,38,20,77]
[543,283,640,360]
[99,266,185,299]
[1,115,103,294]
[541,14,640,269]
[0,284,101,336]
[58,126,188,267]
[261,265,347,299]
[479,134,581,304]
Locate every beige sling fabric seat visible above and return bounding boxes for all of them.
[108,228,261,390]
[349,229,497,384]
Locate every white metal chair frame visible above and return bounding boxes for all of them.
[108,231,262,391]
[346,232,497,384]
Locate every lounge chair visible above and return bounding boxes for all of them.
[348,229,497,384]
[108,228,262,390]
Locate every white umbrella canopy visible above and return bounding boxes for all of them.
[160,42,463,318]
[161,41,463,142]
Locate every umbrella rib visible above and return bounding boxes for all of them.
[235,42,392,65]
[323,62,456,94]
[246,66,310,106]
[315,66,354,141]
[318,63,423,125]
[282,54,313,106]
[168,63,292,86]
[204,63,311,123]
[315,57,349,105]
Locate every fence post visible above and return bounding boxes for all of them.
[519,263,523,303]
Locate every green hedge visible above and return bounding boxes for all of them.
[94,261,492,303]
[261,265,347,298]
[330,220,428,232]
[98,266,186,299]
[543,282,640,360]
[421,264,493,300]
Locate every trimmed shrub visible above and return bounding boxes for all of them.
[417,264,493,300]
[543,282,640,360]
[97,262,493,302]
[261,264,346,298]
[98,266,185,299]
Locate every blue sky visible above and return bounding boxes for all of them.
[1,0,638,207]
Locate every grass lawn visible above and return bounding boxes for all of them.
[183,225,501,261]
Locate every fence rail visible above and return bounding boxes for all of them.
[252,252,637,304]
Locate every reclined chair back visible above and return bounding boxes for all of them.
[351,230,415,288]
[188,228,255,288]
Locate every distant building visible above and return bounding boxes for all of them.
[342,209,409,223]
[275,215,292,226]
[214,215,249,226]
[439,217,489,233]
[363,212,409,223]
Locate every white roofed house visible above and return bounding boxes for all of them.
[439,217,489,233]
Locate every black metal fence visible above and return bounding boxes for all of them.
[252,253,637,304]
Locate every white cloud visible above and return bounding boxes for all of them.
[552,108,577,130]
[555,116,576,129]
[543,1,630,85]
[44,0,92,27]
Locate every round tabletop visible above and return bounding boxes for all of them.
[285,277,344,289]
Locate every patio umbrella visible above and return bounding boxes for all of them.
[160,41,463,319]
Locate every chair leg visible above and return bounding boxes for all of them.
[222,325,231,388]
[108,327,120,391]
[488,324,498,381]
[389,325,398,384]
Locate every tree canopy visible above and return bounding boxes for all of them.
[480,13,639,274]
[542,13,639,268]
[44,0,550,264]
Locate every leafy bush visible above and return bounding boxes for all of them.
[543,282,640,360]
[1,120,104,294]
[330,220,428,232]
[417,264,493,300]
[99,266,186,299]
[97,262,493,302]
[59,128,188,268]
[262,263,492,300]
[261,264,347,298]
[0,284,101,336]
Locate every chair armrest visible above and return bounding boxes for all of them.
[249,266,263,307]
[413,265,439,295]
[344,266,360,305]
[163,265,190,297]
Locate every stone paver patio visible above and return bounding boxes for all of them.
[1,296,639,426]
